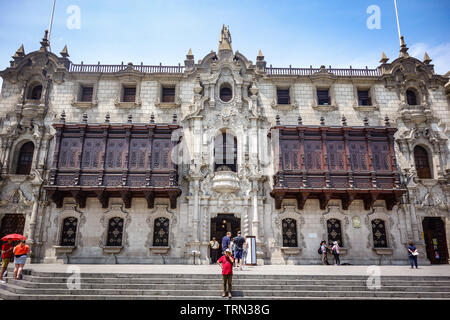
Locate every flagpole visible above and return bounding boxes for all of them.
[394,0,402,45]
[48,0,56,51]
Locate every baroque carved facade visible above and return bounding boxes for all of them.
[0,28,449,265]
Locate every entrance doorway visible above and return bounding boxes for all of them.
[0,214,26,239]
[210,214,241,253]
[422,217,449,264]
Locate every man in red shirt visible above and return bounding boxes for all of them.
[217,248,234,298]
[0,240,14,283]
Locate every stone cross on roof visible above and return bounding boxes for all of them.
[219,25,232,51]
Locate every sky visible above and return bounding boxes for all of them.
[0,0,449,90]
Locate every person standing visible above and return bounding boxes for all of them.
[0,240,14,283]
[209,237,220,264]
[217,248,234,298]
[13,239,30,280]
[407,241,419,269]
[222,232,231,254]
[331,241,341,265]
[320,241,328,265]
[233,231,245,270]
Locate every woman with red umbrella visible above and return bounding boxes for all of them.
[1,234,29,281]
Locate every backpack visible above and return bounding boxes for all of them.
[318,247,323,255]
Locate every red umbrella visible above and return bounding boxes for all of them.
[1,234,26,242]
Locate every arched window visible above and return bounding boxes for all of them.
[153,217,170,246]
[282,218,298,247]
[28,84,43,100]
[406,89,417,105]
[106,217,124,246]
[414,146,432,179]
[16,142,34,175]
[327,218,343,246]
[214,132,237,172]
[372,219,387,248]
[60,217,78,246]
[219,84,232,102]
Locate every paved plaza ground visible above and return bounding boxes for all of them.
[21,263,450,277]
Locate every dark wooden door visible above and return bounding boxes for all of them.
[422,217,449,264]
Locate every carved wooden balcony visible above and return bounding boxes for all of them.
[44,121,182,209]
[269,124,406,211]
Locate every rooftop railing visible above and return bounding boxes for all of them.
[69,63,185,74]
[265,65,381,77]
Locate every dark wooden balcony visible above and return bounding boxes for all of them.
[269,124,406,211]
[44,121,182,209]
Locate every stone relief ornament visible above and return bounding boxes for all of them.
[352,216,361,229]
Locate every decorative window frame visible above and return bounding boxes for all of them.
[311,83,337,111]
[52,203,85,255]
[412,143,435,180]
[145,205,177,254]
[274,205,304,255]
[366,206,395,255]
[9,137,36,176]
[271,82,298,110]
[320,205,350,253]
[155,80,181,108]
[352,83,379,111]
[99,203,131,254]
[114,78,142,109]
[71,80,99,109]
[25,78,45,103]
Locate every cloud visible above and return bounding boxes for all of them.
[409,42,450,75]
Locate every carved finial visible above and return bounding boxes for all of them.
[60,110,66,124]
[186,48,194,59]
[127,114,133,123]
[82,112,88,124]
[218,24,232,51]
[363,116,369,126]
[60,45,69,58]
[399,36,409,58]
[385,115,391,127]
[12,45,25,59]
[275,115,280,125]
[320,117,325,126]
[423,52,432,64]
[150,113,155,123]
[105,112,110,123]
[257,49,264,60]
[341,115,347,126]
[40,30,50,51]
[297,115,303,125]
[380,52,389,63]
[172,113,178,124]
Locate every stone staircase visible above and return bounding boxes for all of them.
[1,269,450,300]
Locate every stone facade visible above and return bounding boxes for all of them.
[0,28,449,265]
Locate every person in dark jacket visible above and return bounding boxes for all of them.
[407,241,419,269]
[222,232,231,254]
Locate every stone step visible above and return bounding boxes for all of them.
[7,279,450,292]
[22,270,450,281]
[2,283,450,298]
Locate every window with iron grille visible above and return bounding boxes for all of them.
[357,90,371,106]
[282,218,298,247]
[220,85,232,102]
[16,142,34,175]
[327,218,343,246]
[162,87,175,103]
[414,146,432,179]
[317,89,330,105]
[80,86,93,102]
[122,86,136,102]
[153,217,169,246]
[372,219,387,248]
[106,217,124,246]
[277,88,290,105]
[60,217,78,246]
[406,90,417,105]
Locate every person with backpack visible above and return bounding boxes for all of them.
[233,231,245,270]
[319,241,328,265]
[331,241,341,265]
